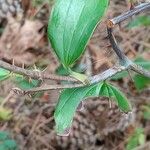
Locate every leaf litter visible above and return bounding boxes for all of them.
[0,0,150,149]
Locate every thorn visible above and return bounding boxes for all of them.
[27,94,32,98]
[108,98,112,108]
[127,69,134,82]
[33,64,37,71]
[127,0,135,10]
[12,88,24,95]
[10,59,17,77]
[28,77,33,83]
[41,66,48,73]
[12,59,15,66]
[33,64,43,81]
[129,2,135,10]
[22,63,25,69]
[57,128,71,137]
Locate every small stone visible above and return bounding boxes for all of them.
[9,5,16,13]
[2,2,9,13]
[7,0,13,5]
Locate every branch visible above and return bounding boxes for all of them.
[106,23,150,80]
[108,2,150,26]
[130,63,150,78]
[107,27,129,64]
[1,2,150,95]
[0,60,77,82]
[16,66,127,94]
[9,24,150,94]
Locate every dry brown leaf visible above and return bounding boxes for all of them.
[0,17,45,66]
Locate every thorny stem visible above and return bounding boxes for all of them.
[107,27,130,65]
[0,60,77,82]
[22,66,127,94]
[130,63,150,79]
[0,2,150,94]
[108,2,150,26]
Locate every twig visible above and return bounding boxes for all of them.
[107,27,129,63]
[89,66,127,84]
[0,60,77,82]
[107,28,150,79]
[0,2,150,94]
[18,66,127,94]
[130,63,150,78]
[106,3,150,79]
[108,2,150,26]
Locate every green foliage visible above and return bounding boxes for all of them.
[133,75,150,91]
[134,57,150,70]
[128,15,150,28]
[0,132,9,141]
[0,107,12,121]
[142,105,150,120]
[56,64,85,76]
[15,77,40,90]
[48,0,109,68]
[133,58,150,91]
[54,82,131,135]
[101,83,131,112]
[0,67,40,90]
[112,57,150,80]
[111,57,150,91]
[0,131,18,150]
[14,76,42,98]
[126,128,145,150]
[111,71,128,80]
[0,68,10,81]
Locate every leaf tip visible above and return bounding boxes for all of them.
[56,127,71,137]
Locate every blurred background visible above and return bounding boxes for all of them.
[0,0,150,149]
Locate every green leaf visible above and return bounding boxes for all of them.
[0,107,12,121]
[111,71,128,80]
[111,57,150,80]
[0,68,10,81]
[128,15,150,28]
[126,128,145,150]
[133,57,150,91]
[101,83,132,113]
[138,134,145,145]
[48,0,109,68]
[0,132,9,141]
[134,57,150,70]
[54,83,100,135]
[15,77,39,90]
[0,144,6,150]
[56,65,70,76]
[54,82,131,135]
[3,140,17,150]
[56,64,85,76]
[0,131,18,150]
[68,69,89,84]
[142,105,150,120]
[111,57,150,91]
[133,75,150,91]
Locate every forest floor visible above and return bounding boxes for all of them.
[0,0,150,150]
